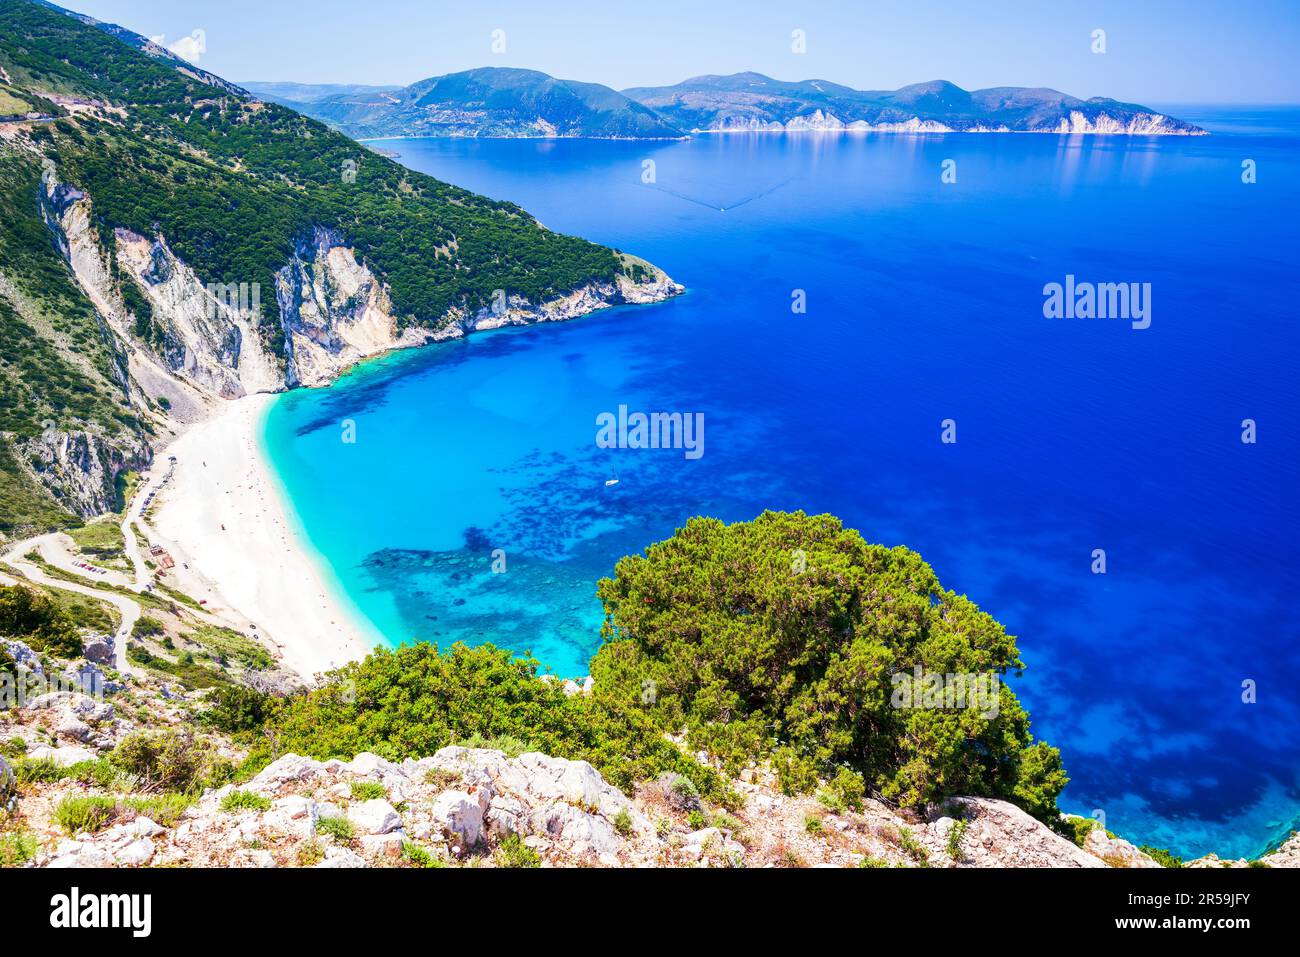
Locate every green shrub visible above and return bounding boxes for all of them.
[818,768,866,813]
[220,790,272,813]
[804,815,823,833]
[124,793,192,826]
[1060,815,1100,847]
[613,808,633,837]
[349,781,386,802]
[0,585,83,659]
[946,818,969,861]
[256,642,719,799]
[857,854,887,868]
[424,768,461,790]
[495,833,540,868]
[54,794,118,834]
[202,685,280,734]
[897,826,929,866]
[591,512,1067,821]
[1,736,26,759]
[316,816,354,842]
[0,830,39,866]
[401,841,445,868]
[109,728,214,793]
[1139,845,1185,868]
[14,756,64,784]
[130,616,165,639]
[67,758,120,789]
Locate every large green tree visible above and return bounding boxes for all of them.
[591,511,1067,820]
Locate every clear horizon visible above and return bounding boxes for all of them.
[63,0,1300,106]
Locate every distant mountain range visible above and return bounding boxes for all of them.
[244,68,1206,139]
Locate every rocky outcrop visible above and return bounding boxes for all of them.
[113,228,283,399]
[276,227,438,388]
[28,171,681,522]
[12,426,148,519]
[277,227,684,387]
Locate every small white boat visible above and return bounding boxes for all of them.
[604,477,620,487]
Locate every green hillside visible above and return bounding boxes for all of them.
[0,0,646,534]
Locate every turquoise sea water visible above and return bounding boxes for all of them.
[265,109,1300,859]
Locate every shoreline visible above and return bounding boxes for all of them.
[147,393,376,680]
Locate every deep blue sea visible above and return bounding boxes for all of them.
[264,108,1300,859]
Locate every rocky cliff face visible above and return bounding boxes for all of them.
[26,173,680,515]
[45,180,682,398]
[703,109,1199,135]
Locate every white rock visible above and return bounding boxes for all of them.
[116,839,155,866]
[359,832,405,860]
[430,791,483,846]
[26,744,96,767]
[348,799,402,835]
[316,846,367,868]
[250,753,325,789]
[347,752,406,780]
[130,817,165,838]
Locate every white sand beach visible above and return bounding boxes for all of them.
[147,394,375,679]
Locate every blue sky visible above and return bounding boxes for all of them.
[69,0,1300,103]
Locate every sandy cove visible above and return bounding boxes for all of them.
[147,393,375,679]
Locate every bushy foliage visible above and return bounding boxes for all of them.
[591,511,1067,821]
[1139,845,1185,868]
[220,790,272,813]
[53,794,117,834]
[202,685,282,733]
[0,584,83,659]
[131,616,165,639]
[109,728,215,793]
[253,642,718,796]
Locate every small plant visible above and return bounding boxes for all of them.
[109,729,214,793]
[124,793,192,827]
[613,807,634,837]
[221,790,272,813]
[897,826,929,866]
[946,818,969,861]
[401,841,445,868]
[818,768,866,813]
[349,781,386,801]
[687,809,708,830]
[316,815,355,842]
[0,830,39,866]
[1139,844,1184,869]
[68,759,120,789]
[496,833,541,868]
[54,794,118,834]
[1059,815,1100,847]
[1,736,27,759]
[14,756,64,785]
[655,816,672,837]
[423,768,461,790]
[668,774,702,811]
[804,815,824,834]
[857,854,888,868]
[296,838,325,867]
